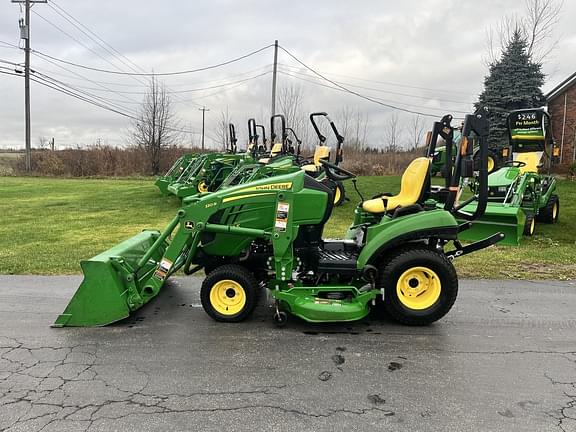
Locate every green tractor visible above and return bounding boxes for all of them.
[154,153,200,196]
[200,112,347,206]
[166,122,257,198]
[454,108,560,245]
[54,109,503,328]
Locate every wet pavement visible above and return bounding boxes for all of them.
[1,276,576,431]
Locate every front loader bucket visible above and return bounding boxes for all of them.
[53,230,167,327]
[457,203,525,246]
[155,177,171,195]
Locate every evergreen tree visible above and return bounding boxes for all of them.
[476,31,545,147]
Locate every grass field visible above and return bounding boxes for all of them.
[0,176,574,279]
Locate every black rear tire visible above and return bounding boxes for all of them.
[376,247,458,326]
[200,264,259,322]
[536,194,559,224]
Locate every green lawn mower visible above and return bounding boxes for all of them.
[54,109,503,328]
[455,108,560,245]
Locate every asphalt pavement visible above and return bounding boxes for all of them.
[1,275,575,432]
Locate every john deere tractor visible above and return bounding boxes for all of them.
[197,113,348,206]
[155,153,199,196]
[455,108,560,245]
[54,109,503,328]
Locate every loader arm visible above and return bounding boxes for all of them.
[54,172,311,327]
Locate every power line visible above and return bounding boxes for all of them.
[277,70,469,114]
[36,68,272,95]
[31,63,274,89]
[33,51,143,107]
[31,44,275,76]
[31,10,142,81]
[0,69,138,119]
[32,5,203,111]
[172,71,272,103]
[277,45,456,118]
[276,64,474,105]
[277,62,476,97]
[0,40,20,48]
[47,1,143,77]
[2,69,204,135]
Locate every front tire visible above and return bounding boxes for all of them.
[200,264,259,322]
[474,150,499,174]
[333,181,345,206]
[377,248,458,326]
[523,214,536,236]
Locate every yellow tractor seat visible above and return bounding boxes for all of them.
[258,143,284,164]
[513,151,543,174]
[300,146,331,173]
[313,146,331,166]
[301,164,318,172]
[362,157,431,214]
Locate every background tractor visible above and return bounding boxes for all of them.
[456,108,560,245]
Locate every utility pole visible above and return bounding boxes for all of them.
[198,106,209,150]
[13,0,46,173]
[271,39,278,118]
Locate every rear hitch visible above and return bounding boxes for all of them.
[445,232,505,260]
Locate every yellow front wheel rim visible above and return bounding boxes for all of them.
[487,156,495,172]
[333,186,342,204]
[198,181,208,193]
[552,202,558,219]
[396,267,441,310]
[210,280,246,316]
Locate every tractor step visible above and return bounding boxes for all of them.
[317,245,358,274]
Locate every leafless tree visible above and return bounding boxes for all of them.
[130,76,178,175]
[383,112,404,152]
[37,136,48,150]
[408,114,425,151]
[485,0,563,64]
[214,108,232,152]
[277,83,310,148]
[336,107,369,150]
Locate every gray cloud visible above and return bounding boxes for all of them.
[0,0,574,149]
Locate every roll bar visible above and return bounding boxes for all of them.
[228,123,237,154]
[270,114,287,153]
[309,112,344,165]
[445,108,490,221]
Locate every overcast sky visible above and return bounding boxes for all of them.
[0,0,574,150]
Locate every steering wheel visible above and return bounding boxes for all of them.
[504,160,526,168]
[319,159,356,181]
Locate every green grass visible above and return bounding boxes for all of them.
[0,176,574,279]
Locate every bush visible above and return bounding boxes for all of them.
[13,145,194,177]
[13,145,424,178]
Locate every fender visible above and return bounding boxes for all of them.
[356,209,458,269]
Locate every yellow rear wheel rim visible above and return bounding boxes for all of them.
[552,202,558,219]
[396,267,441,310]
[198,181,208,193]
[334,186,342,204]
[487,156,495,172]
[210,280,246,316]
